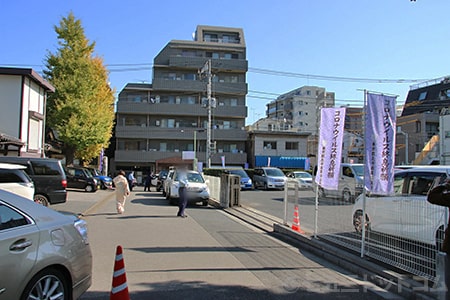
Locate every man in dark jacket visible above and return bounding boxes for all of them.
[427,181,450,299]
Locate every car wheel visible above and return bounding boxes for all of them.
[101,182,107,190]
[166,192,170,200]
[342,188,352,202]
[263,182,268,190]
[169,197,177,206]
[202,200,208,206]
[34,194,49,207]
[21,268,69,300]
[353,210,369,234]
[85,185,94,192]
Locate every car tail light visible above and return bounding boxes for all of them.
[62,179,67,188]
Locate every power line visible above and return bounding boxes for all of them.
[249,67,429,84]
[2,62,430,84]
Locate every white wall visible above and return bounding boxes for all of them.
[0,75,21,137]
[22,77,45,154]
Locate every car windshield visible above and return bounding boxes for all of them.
[229,169,249,178]
[352,165,364,177]
[295,172,311,179]
[266,168,284,177]
[84,169,95,177]
[187,173,205,183]
[89,168,101,176]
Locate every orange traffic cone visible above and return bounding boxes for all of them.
[110,245,130,300]
[291,205,305,234]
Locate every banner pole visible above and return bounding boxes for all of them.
[360,90,368,258]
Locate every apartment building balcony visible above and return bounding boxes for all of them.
[115,149,247,165]
[115,126,247,141]
[152,78,247,95]
[168,56,248,72]
[116,101,247,118]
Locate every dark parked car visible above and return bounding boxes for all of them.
[65,166,98,192]
[0,157,67,206]
[86,167,113,189]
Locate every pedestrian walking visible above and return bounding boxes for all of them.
[113,170,130,214]
[127,171,135,191]
[177,167,189,218]
[427,180,450,300]
[144,172,152,192]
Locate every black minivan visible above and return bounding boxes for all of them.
[0,157,67,206]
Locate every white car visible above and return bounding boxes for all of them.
[0,163,34,200]
[166,170,210,206]
[162,169,175,197]
[286,171,313,189]
[352,167,450,248]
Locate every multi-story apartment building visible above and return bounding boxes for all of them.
[266,86,335,135]
[115,25,248,172]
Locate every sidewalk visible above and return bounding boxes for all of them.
[80,188,401,299]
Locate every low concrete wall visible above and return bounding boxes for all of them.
[204,175,220,201]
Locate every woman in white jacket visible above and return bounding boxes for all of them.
[113,170,130,214]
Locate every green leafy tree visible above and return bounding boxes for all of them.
[44,12,115,165]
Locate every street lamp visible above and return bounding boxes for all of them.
[397,127,409,165]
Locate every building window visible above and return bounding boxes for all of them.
[184,73,196,81]
[285,142,298,150]
[306,90,311,96]
[263,141,276,150]
[206,52,220,59]
[223,53,232,59]
[418,91,427,101]
[415,121,421,133]
[445,131,450,138]
[231,53,239,59]
[204,33,218,42]
[415,144,422,152]
[440,89,450,100]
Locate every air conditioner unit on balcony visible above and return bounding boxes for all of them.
[155,95,160,103]
[155,120,160,126]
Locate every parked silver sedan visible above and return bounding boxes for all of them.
[0,189,92,299]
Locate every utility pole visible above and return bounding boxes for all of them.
[199,59,214,168]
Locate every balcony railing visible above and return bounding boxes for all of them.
[115,150,247,165]
[115,126,247,141]
[152,78,247,95]
[169,56,248,72]
[116,101,247,118]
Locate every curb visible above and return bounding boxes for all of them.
[82,190,116,216]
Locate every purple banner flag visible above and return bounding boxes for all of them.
[365,93,397,195]
[315,107,346,190]
[99,148,104,172]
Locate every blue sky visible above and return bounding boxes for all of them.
[1,0,448,124]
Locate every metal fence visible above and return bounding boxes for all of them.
[283,178,447,283]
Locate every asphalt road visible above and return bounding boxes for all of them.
[51,187,396,300]
[239,188,356,235]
